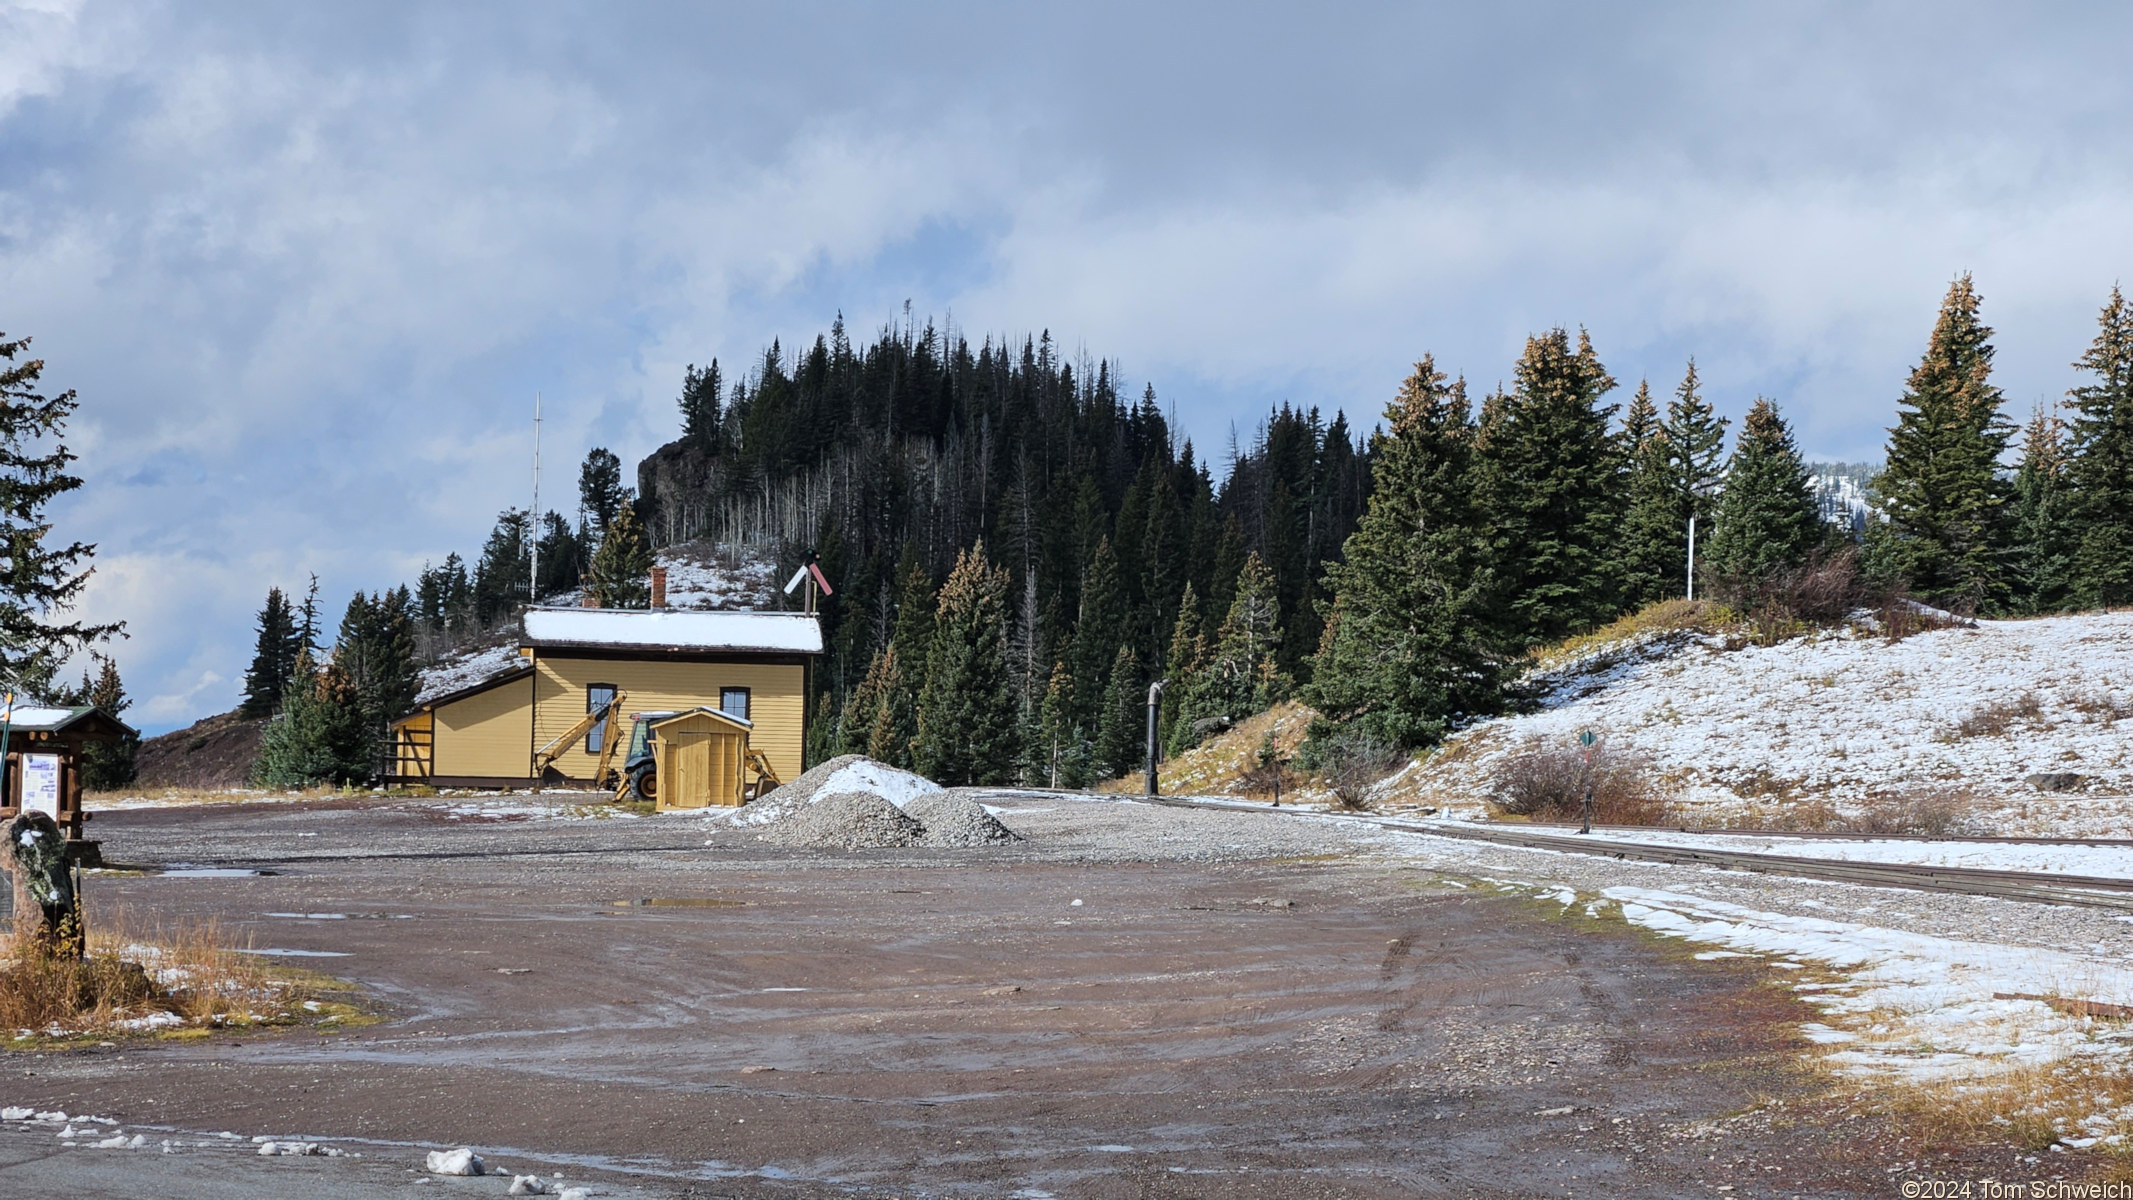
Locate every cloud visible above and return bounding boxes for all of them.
[6,2,2132,731]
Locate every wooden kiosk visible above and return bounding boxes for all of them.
[0,704,135,868]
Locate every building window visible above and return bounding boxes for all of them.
[586,684,618,752]
[720,687,751,723]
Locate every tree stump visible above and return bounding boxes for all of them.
[5,813,81,959]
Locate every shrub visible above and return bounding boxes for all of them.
[1488,737,1672,825]
[1312,729,1403,811]
[1952,692,2042,739]
[1843,785,1979,837]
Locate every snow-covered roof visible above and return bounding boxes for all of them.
[521,607,822,655]
[0,704,134,739]
[412,642,530,708]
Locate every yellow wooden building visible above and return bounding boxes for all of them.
[389,607,821,788]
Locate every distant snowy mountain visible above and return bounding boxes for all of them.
[1805,461,1876,534]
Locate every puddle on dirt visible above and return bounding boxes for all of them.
[611,898,747,908]
[159,867,279,878]
[235,948,351,958]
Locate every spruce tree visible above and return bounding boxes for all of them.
[252,652,370,787]
[578,448,631,538]
[1159,582,1203,754]
[1305,358,1500,750]
[1092,643,1141,778]
[887,549,936,703]
[240,587,298,718]
[1702,398,1821,584]
[862,647,918,768]
[1475,328,1624,645]
[1665,360,1729,528]
[1072,538,1124,721]
[1617,380,1680,606]
[2067,285,2133,607]
[585,500,653,608]
[914,543,1017,785]
[0,333,120,692]
[2010,404,2076,614]
[679,360,724,455]
[1185,552,1285,729]
[837,646,887,757]
[1029,661,1085,788]
[294,573,322,660]
[473,511,530,624]
[1866,275,2014,610]
[73,654,137,790]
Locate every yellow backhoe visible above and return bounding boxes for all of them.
[531,690,628,790]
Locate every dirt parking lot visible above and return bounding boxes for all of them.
[0,794,1949,1197]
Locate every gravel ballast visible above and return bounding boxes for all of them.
[908,791,1021,847]
[757,791,926,850]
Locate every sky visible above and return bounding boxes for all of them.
[3,1,2132,734]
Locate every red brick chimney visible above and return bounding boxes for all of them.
[649,565,668,609]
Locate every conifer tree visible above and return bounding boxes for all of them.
[1617,380,1680,606]
[678,360,724,455]
[578,448,631,538]
[1159,582,1203,754]
[1092,643,1141,778]
[240,587,299,718]
[888,549,936,703]
[333,589,419,751]
[585,500,653,608]
[1028,660,1086,788]
[1072,538,1124,720]
[861,646,918,768]
[252,652,370,786]
[1184,552,1286,730]
[1475,329,1624,645]
[914,542,1017,785]
[2067,285,2133,607]
[837,646,887,757]
[294,573,322,660]
[2010,405,2076,614]
[1305,358,1500,750]
[71,654,136,789]
[473,512,530,624]
[1664,360,1729,527]
[1866,275,2014,610]
[1702,398,1821,584]
[0,333,120,692]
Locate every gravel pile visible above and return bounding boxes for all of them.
[907,791,1022,847]
[756,791,926,850]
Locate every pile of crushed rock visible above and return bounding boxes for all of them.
[743,755,1021,850]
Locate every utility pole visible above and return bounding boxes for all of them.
[530,393,542,606]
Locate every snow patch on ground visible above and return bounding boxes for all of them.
[1599,884,2133,1084]
[1397,612,2133,834]
[1572,828,2133,879]
[657,543,781,611]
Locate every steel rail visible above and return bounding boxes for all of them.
[1116,793,2133,913]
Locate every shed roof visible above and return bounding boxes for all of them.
[1,704,135,741]
[651,706,754,732]
[521,607,822,656]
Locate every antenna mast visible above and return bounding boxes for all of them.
[530,393,542,605]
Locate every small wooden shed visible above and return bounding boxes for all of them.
[0,704,136,866]
[650,707,755,810]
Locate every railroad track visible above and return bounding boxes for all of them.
[1127,794,2133,912]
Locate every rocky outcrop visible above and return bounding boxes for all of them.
[635,438,718,548]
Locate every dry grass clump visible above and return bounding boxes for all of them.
[1525,598,1723,673]
[1886,1057,2133,1158]
[1488,737,1675,825]
[1842,785,1981,837]
[1122,700,1319,797]
[2068,690,2133,723]
[0,912,315,1039]
[1950,691,2044,740]
[1721,548,1868,646]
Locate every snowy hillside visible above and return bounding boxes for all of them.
[413,542,782,704]
[1389,610,2133,835]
